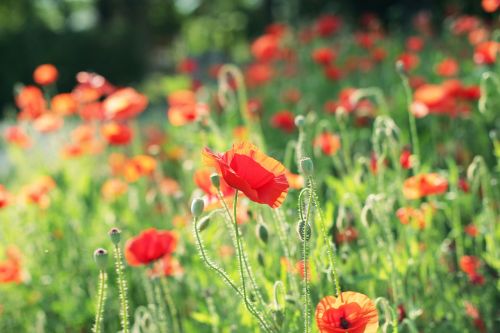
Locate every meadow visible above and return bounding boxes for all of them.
[0,6,499,333]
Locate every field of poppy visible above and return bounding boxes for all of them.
[0,4,499,333]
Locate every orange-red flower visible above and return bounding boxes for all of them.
[396,207,426,229]
[203,142,289,208]
[405,36,424,52]
[21,176,56,209]
[101,122,133,145]
[312,47,335,66]
[400,148,412,169]
[123,155,157,182]
[251,34,280,62]
[435,58,459,77]
[103,88,148,120]
[177,58,198,74]
[51,93,78,116]
[315,14,342,37]
[101,178,128,201]
[245,63,274,87]
[33,113,64,133]
[482,0,499,12]
[33,64,58,86]
[403,173,448,200]
[4,126,32,148]
[473,41,498,65]
[0,246,23,284]
[316,291,379,333]
[314,132,341,156]
[125,228,177,266]
[16,86,47,120]
[167,90,208,126]
[0,185,11,209]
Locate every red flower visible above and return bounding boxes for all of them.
[203,142,289,208]
[482,0,499,12]
[397,53,420,72]
[271,110,296,133]
[0,246,23,284]
[405,36,424,52]
[460,255,481,276]
[125,228,177,266]
[16,86,47,120]
[245,63,274,87]
[314,132,341,156]
[403,173,448,199]
[101,122,133,146]
[167,90,208,126]
[103,88,148,120]
[0,185,11,209]
[436,58,458,77]
[177,58,198,74]
[474,41,498,65]
[316,292,379,333]
[4,126,32,148]
[315,14,342,37]
[51,93,78,116]
[251,34,280,62]
[312,47,335,66]
[400,148,412,169]
[33,64,58,86]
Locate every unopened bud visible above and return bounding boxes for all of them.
[395,60,406,75]
[256,223,269,244]
[300,157,314,176]
[296,220,312,242]
[93,248,108,270]
[210,173,220,188]
[197,216,210,232]
[108,228,121,245]
[272,309,284,326]
[257,251,265,267]
[294,115,305,128]
[191,198,205,218]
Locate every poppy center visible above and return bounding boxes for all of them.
[340,317,350,329]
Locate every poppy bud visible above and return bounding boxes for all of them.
[108,227,121,245]
[197,216,210,232]
[272,309,284,326]
[300,157,314,176]
[294,115,305,128]
[93,248,108,270]
[296,220,312,242]
[191,198,204,218]
[210,173,220,188]
[256,223,269,244]
[257,251,265,267]
[396,60,407,75]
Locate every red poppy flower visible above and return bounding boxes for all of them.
[473,41,498,65]
[203,142,289,208]
[33,113,64,133]
[245,63,274,87]
[436,58,458,77]
[482,0,499,12]
[324,65,343,81]
[194,168,235,199]
[403,173,448,199]
[4,126,32,148]
[314,132,341,156]
[101,122,133,146]
[101,178,128,201]
[33,64,58,86]
[16,86,47,120]
[315,14,342,37]
[336,226,359,244]
[51,93,78,116]
[316,291,379,333]
[0,246,23,284]
[125,228,177,266]
[460,255,481,275]
[396,207,426,229]
[79,102,106,121]
[0,185,11,209]
[355,33,375,49]
[271,110,296,133]
[251,34,280,62]
[312,47,335,66]
[177,58,198,74]
[406,36,424,52]
[123,155,157,182]
[397,53,420,72]
[103,88,148,120]
[400,149,412,169]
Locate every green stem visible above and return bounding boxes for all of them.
[93,271,107,333]
[113,245,129,333]
[399,73,420,168]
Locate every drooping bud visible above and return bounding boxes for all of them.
[108,228,121,245]
[210,173,220,188]
[93,248,108,270]
[272,309,284,326]
[256,223,269,244]
[300,157,314,177]
[197,216,210,232]
[296,219,312,242]
[191,198,205,218]
[257,251,265,267]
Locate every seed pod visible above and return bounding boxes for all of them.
[294,115,305,128]
[256,223,269,244]
[300,157,314,176]
[191,198,204,218]
[197,216,210,232]
[257,251,265,267]
[296,219,311,242]
[396,60,407,75]
[210,173,220,188]
[108,228,121,245]
[93,248,108,270]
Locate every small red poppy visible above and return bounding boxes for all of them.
[271,111,296,133]
[33,64,58,86]
[125,228,177,266]
[203,142,289,208]
[101,122,133,146]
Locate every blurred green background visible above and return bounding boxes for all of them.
[0,0,491,116]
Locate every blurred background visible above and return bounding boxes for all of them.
[0,0,493,116]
